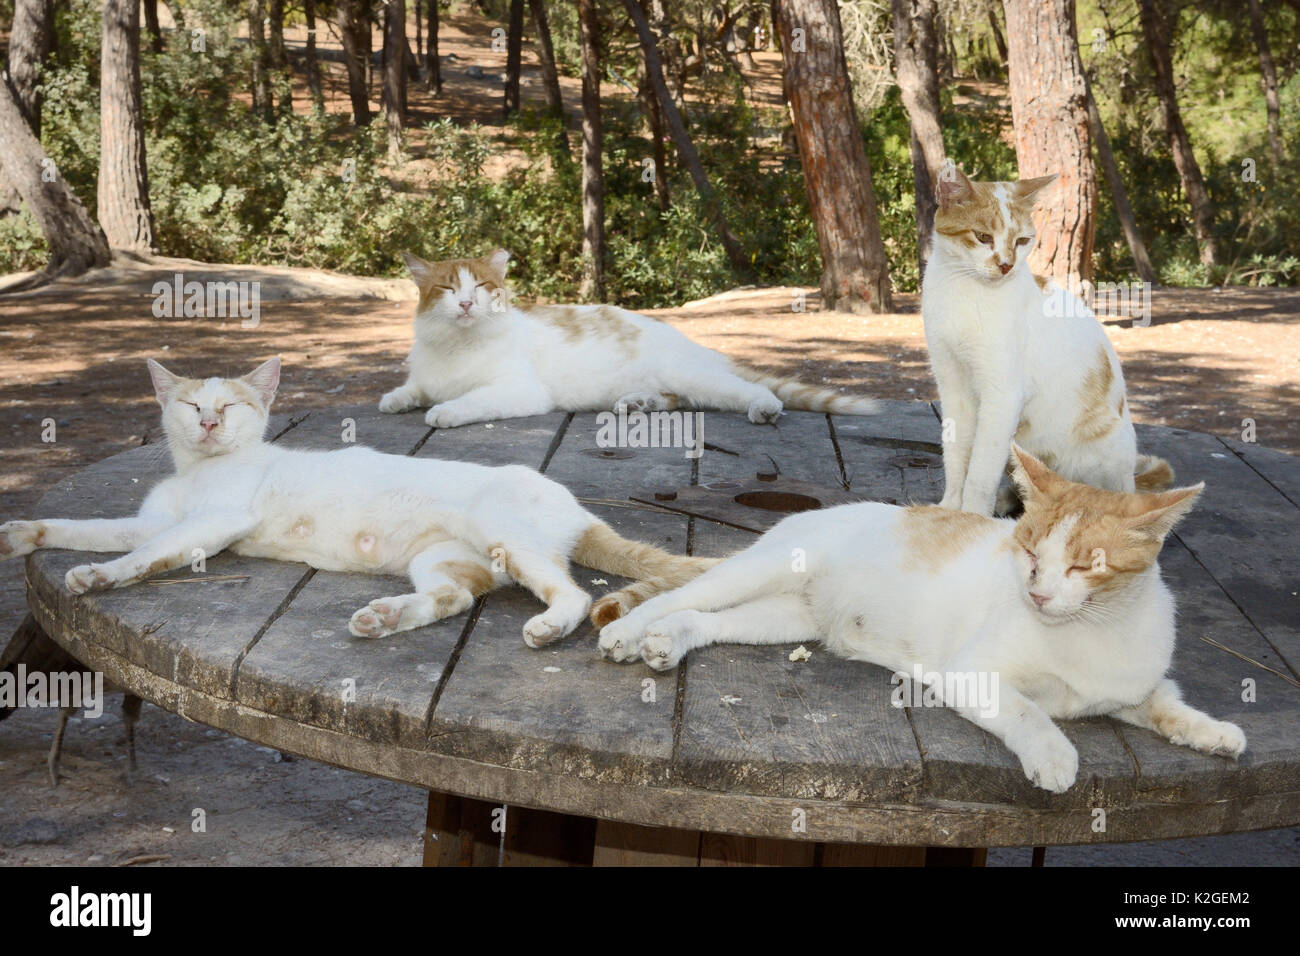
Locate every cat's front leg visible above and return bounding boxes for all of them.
[938,662,1078,792]
[1,514,174,559]
[379,382,428,414]
[936,391,976,509]
[424,383,551,428]
[1113,679,1246,758]
[65,511,257,594]
[960,396,1022,516]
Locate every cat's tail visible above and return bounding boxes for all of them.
[1135,454,1175,492]
[573,520,718,627]
[734,366,880,416]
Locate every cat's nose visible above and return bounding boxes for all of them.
[200,420,218,434]
[1029,591,1050,607]
[458,300,473,313]
[998,262,1012,275]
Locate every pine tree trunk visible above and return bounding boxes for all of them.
[0,80,110,278]
[338,0,373,124]
[142,0,163,53]
[578,0,605,302]
[646,0,684,111]
[528,0,567,153]
[268,0,292,115]
[1085,79,1157,284]
[986,5,1007,69]
[426,0,442,94]
[773,0,891,313]
[637,60,671,211]
[1002,0,1096,288]
[625,0,750,280]
[248,0,272,121]
[504,0,525,118]
[1247,0,1284,167]
[1136,0,1217,267]
[383,0,407,154]
[891,0,945,274]
[305,0,325,109]
[99,0,154,252]
[1,0,56,216]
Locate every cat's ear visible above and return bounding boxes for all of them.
[241,357,281,409]
[935,161,975,208]
[1009,443,1061,500]
[1125,483,1204,541]
[401,252,434,287]
[1013,174,1057,203]
[486,248,511,276]
[146,358,183,407]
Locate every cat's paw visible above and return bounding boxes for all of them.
[1015,730,1079,793]
[65,564,111,595]
[598,617,647,663]
[425,404,472,429]
[1172,717,1246,759]
[0,520,45,559]
[348,599,405,638]
[747,396,783,425]
[614,392,661,414]
[638,611,699,670]
[523,599,588,649]
[378,389,418,415]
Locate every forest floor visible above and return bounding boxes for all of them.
[2,8,1297,867]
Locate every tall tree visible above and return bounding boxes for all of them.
[248,0,273,121]
[986,2,1007,69]
[1247,0,1284,167]
[528,0,567,152]
[504,0,525,118]
[1,0,56,216]
[577,0,605,301]
[773,0,891,313]
[1002,0,1096,288]
[1136,0,1217,266]
[142,0,163,53]
[891,0,945,273]
[1086,78,1157,284]
[268,0,292,115]
[426,0,443,94]
[99,0,155,252]
[383,0,408,154]
[637,55,670,211]
[0,66,110,277]
[304,0,326,110]
[625,0,751,280]
[338,0,373,124]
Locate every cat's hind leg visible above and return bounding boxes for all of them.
[488,543,591,648]
[638,594,817,671]
[349,541,496,638]
[1113,679,1245,758]
[669,371,782,424]
[1,512,175,559]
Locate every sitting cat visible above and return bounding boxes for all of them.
[596,444,1244,793]
[378,250,878,428]
[0,358,710,646]
[922,163,1171,516]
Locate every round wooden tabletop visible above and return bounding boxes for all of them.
[24,402,1300,848]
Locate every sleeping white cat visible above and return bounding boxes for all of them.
[379,250,878,428]
[922,164,1172,516]
[597,444,1245,792]
[0,358,709,645]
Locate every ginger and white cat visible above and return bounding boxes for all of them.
[597,445,1245,792]
[922,164,1171,516]
[379,250,878,427]
[0,358,710,645]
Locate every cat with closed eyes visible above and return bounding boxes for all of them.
[597,444,1245,793]
[923,163,1172,516]
[0,358,710,646]
[378,250,879,428]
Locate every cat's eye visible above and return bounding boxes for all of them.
[180,401,199,410]
[433,284,455,292]
[1016,237,1031,246]
[474,280,490,290]
[975,232,994,245]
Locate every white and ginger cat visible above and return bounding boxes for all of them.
[597,445,1245,793]
[379,250,878,427]
[922,164,1172,516]
[0,358,711,646]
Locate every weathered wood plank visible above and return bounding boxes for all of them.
[1218,436,1300,511]
[414,413,568,468]
[831,401,944,502]
[1136,424,1300,677]
[592,820,701,865]
[270,403,431,453]
[698,411,842,488]
[699,833,817,866]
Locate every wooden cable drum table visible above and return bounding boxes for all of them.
[23,402,1300,866]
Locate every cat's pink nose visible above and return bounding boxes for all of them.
[998,262,1012,275]
[1030,591,1050,607]
[458,300,473,313]
[201,420,218,434]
